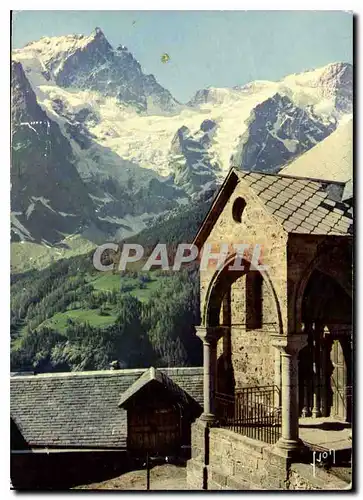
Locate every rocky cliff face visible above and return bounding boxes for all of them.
[317,62,353,114]
[232,93,336,173]
[11,61,106,244]
[281,62,353,117]
[11,57,186,245]
[168,119,220,195]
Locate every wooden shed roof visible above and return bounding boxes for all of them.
[118,367,192,408]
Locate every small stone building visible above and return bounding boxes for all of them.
[187,167,352,490]
[11,367,203,489]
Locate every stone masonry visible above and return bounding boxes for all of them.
[188,168,352,490]
[186,422,349,490]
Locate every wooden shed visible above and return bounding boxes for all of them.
[118,367,202,456]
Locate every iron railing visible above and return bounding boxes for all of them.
[215,385,281,444]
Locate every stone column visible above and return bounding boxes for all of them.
[274,348,282,407]
[196,326,223,424]
[202,335,216,421]
[270,334,308,455]
[301,375,311,417]
[301,338,312,417]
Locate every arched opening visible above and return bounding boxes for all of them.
[294,244,352,330]
[204,257,282,395]
[298,269,352,422]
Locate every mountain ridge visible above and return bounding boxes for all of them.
[13,27,180,113]
[11,29,353,260]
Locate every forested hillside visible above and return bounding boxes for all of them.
[11,196,211,373]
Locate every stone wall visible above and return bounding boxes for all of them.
[207,427,288,490]
[230,272,276,387]
[187,423,290,490]
[199,178,288,334]
[215,268,278,389]
[187,421,214,490]
[200,180,288,391]
[288,464,350,490]
[230,327,275,387]
[187,423,350,491]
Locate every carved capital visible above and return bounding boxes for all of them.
[195,325,227,344]
[270,334,308,356]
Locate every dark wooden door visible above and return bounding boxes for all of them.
[330,340,348,421]
[128,406,181,455]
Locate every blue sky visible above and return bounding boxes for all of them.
[12,11,353,103]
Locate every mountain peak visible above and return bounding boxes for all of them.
[282,61,352,114]
[281,61,352,89]
[13,29,179,113]
[93,26,106,38]
[232,91,337,174]
[87,27,113,51]
[15,29,113,68]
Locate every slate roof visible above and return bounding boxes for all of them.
[238,171,353,235]
[11,367,203,450]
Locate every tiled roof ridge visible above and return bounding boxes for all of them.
[10,366,204,381]
[119,367,199,407]
[231,166,347,186]
[10,368,147,380]
[235,169,352,235]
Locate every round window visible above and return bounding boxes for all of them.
[232,197,246,223]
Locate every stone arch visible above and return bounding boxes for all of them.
[202,253,284,335]
[294,249,352,330]
[301,269,351,324]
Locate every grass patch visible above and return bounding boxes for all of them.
[91,273,122,291]
[40,309,117,333]
[130,279,161,301]
[90,271,166,301]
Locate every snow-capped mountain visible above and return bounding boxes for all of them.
[11,28,353,249]
[232,93,336,173]
[281,62,352,116]
[13,28,180,113]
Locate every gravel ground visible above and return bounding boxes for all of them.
[74,464,194,491]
